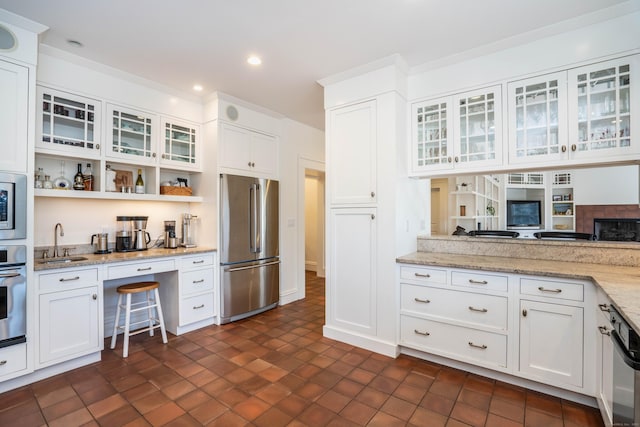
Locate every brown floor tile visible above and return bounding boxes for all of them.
[0,272,604,427]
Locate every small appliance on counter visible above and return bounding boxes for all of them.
[91,232,110,254]
[180,213,197,248]
[164,220,177,249]
[115,216,151,252]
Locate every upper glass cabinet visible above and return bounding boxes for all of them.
[412,97,451,172]
[455,88,500,165]
[107,104,157,164]
[36,86,102,159]
[160,119,200,170]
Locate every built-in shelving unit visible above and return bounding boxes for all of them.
[450,174,502,231]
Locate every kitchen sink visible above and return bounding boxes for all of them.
[37,256,88,265]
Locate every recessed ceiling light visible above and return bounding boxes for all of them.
[193,84,203,92]
[67,39,83,48]
[247,56,262,66]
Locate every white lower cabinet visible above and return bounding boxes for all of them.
[596,290,614,426]
[0,344,28,381]
[399,263,595,396]
[518,299,584,387]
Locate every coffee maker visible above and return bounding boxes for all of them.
[116,216,151,252]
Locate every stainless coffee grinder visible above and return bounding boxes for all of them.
[164,220,177,249]
[180,213,197,248]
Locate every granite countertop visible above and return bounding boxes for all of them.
[34,247,217,271]
[397,251,640,333]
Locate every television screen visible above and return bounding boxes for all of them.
[507,200,542,227]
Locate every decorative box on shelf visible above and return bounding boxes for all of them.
[160,186,193,196]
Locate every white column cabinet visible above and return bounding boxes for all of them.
[0,59,29,172]
[327,100,377,205]
[328,208,377,335]
[219,123,278,178]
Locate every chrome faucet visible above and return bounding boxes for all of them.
[53,223,64,258]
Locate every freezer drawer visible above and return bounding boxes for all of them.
[221,260,279,323]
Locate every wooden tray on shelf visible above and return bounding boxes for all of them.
[160,186,193,196]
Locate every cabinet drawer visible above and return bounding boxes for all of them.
[520,278,584,302]
[182,268,214,295]
[180,292,215,325]
[452,271,508,292]
[401,284,508,330]
[401,316,507,369]
[400,266,447,285]
[107,259,176,280]
[39,267,99,292]
[0,343,27,379]
[180,253,215,270]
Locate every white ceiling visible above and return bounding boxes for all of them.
[0,0,636,130]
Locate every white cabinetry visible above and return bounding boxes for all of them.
[568,55,640,162]
[159,252,217,335]
[36,267,101,368]
[411,85,502,175]
[327,100,376,205]
[219,123,278,178]
[0,59,29,172]
[0,344,28,381]
[160,118,200,170]
[399,265,510,371]
[507,72,567,165]
[518,277,586,388]
[106,103,157,164]
[595,290,614,426]
[329,208,376,335]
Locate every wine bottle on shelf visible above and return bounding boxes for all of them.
[83,163,93,191]
[73,163,85,190]
[135,169,144,194]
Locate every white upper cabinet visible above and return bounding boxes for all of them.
[218,122,278,178]
[160,118,201,171]
[507,72,568,165]
[411,85,502,175]
[106,104,157,165]
[0,59,28,172]
[568,55,639,161]
[36,86,102,159]
[328,99,377,205]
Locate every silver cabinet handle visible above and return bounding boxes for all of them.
[468,342,487,349]
[414,273,431,278]
[414,329,430,336]
[468,306,488,313]
[192,260,205,264]
[92,294,97,300]
[468,279,488,285]
[571,144,577,152]
[0,360,6,366]
[192,279,205,284]
[538,286,562,293]
[598,303,610,312]
[59,276,80,282]
[598,326,611,336]
[193,304,205,309]
[414,297,430,304]
[137,267,152,272]
[561,145,567,153]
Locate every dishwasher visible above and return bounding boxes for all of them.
[610,305,640,425]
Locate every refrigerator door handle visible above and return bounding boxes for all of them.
[249,183,258,253]
[224,260,281,272]
[256,183,262,253]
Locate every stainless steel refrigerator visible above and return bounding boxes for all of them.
[219,174,279,323]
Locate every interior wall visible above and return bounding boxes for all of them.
[304,173,319,271]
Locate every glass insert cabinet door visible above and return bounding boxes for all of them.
[453,85,502,167]
[108,105,156,162]
[162,121,197,166]
[568,55,638,158]
[412,96,451,171]
[508,72,567,163]
[37,87,101,157]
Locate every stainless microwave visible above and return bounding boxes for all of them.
[0,173,26,240]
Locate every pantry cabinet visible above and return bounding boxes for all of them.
[411,85,502,175]
[0,59,29,172]
[218,123,278,178]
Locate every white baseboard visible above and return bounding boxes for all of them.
[322,325,399,358]
[305,261,317,272]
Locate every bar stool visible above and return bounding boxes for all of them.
[110,281,168,357]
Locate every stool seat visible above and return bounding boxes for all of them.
[117,281,159,293]
[110,280,167,357]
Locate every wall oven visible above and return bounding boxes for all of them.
[0,172,27,240]
[610,305,640,425]
[0,245,26,348]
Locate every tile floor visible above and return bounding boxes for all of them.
[0,272,604,426]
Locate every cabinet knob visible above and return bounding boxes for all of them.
[152,153,157,158]
[92,294,97,300]
[454,156,459,163]
[561,145,567,153]
[96,144,100,150]
[371,214,375,220]
[0,360,6,366]
[522,309,528,317]
[252,162,256,167]
[447,156,452,163]
[370,191,375,198]
[571,144,577,152]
